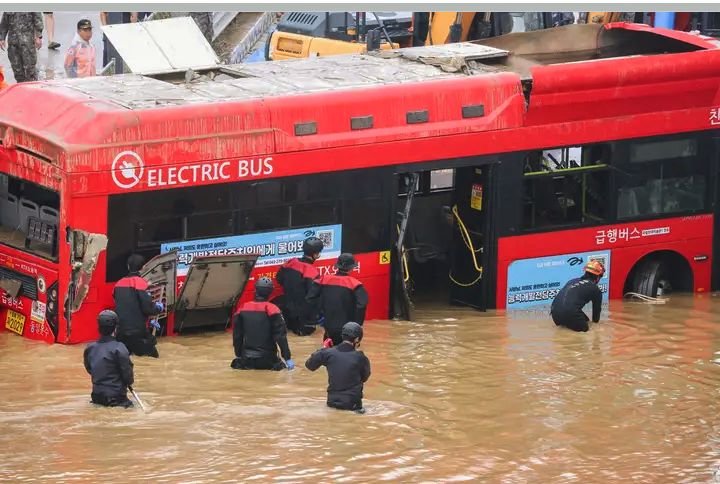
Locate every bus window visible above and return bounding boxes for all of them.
[239,205,290,233]
[522,144,610,230]
[290,201,338,227]
[187,211,234,238]
[616,136,708,219]
[430,169,454,191]
[136,218,183,247]
[0,173,59,260]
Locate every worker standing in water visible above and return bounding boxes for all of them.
[307,253,368,347]
[113,254,164,358]
[305,322,370,413]
[231,277,294,371]
[276,236,324,336]
[550,260,605,332]
[83,310,135,408]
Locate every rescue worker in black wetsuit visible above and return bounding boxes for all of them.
[83,310,135,408]
[113,254,164,358]
[305,321,371,413]
[307,253,369,347]
[231,277,294,371]
[276,236,324,336]
[551,260,605,332]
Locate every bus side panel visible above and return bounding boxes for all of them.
[0,248,58,344]
[64,194,111,344]
[496,215,713,309]
[233,251,391,324]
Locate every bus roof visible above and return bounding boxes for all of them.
[0,22,719,170]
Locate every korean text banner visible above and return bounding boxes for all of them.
[506,250,611,309]
[161,224,342,274]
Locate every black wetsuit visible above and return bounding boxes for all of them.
[550,276,602,332]
[231,298,291,371]
[83,335,134,408]
[305,342,371,411]
[306,272,368,346]
[276,256,319,335]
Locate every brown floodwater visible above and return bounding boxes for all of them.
[3,294,720,482]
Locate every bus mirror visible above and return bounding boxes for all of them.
[69,230,108,313]
[72,231,87,260]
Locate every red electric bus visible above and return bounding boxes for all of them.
[0,22,719,344]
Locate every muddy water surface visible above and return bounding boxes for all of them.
[3,294,720,482]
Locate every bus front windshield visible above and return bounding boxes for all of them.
[0,173,59,260]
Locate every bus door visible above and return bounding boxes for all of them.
[448,165,490,309]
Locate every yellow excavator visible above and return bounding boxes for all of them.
[267,12,569,61]
[266,12,411,61]
[266,11,718,62]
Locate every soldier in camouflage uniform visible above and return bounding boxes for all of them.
[0,12,44,83]
[190,12,214,43]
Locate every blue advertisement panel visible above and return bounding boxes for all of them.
[506,250,611,309]
[161,224,342,274]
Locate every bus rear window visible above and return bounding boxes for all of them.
[0,173,59,260]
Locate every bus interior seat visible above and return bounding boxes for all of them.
[1,193,19,230]
[405,197,452,264]
[617,187,640,218]
[18,198,39,234]
[40,206,59,226]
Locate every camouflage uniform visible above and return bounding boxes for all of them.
[189,12,214,43]
[0,12,43,82]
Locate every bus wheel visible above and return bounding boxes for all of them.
[625,251,692,298]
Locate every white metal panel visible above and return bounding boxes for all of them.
[101,17,220,75]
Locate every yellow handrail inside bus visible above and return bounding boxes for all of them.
[396,224,410,282]
[449,205,482,287]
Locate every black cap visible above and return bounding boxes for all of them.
[335,253,357,272]
[255,276,274,298]
[127,254,145,272]
[303,237,324,256]
[98,310,119,329]
[77,19,92,29]
[341,322,363,342]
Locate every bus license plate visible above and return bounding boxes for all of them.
[5,310,26,335]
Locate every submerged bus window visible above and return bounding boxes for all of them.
[617,137,708,219]
[106,168,391,282]
[0,173,59,260]
[524,171,609,229]
[522,144,610,230]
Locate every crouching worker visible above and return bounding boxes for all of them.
[276,236,324,336]
[307,253,368,347]
[83,310,135,408]
[305,322,370,413]
[551,260,605,332]
[113,254,164,358]
[231,277,294,371]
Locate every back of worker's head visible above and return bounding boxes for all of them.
[127,254,145,273]
[583,260,605,283]
[303,237,324,260]
[255,276,274,300]
[335,253,357,274]
[97,309,119,336]
[341,321,363,347]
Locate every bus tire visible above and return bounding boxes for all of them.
[631,258,671,297]
[265,31,273,61]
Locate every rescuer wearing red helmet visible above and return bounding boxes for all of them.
[276,236,324,336]
[550,259,605,332]
[231,277,294,371]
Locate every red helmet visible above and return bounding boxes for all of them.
[584,260,605,277]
